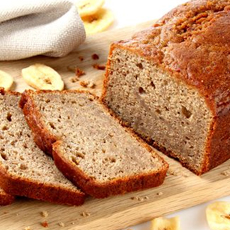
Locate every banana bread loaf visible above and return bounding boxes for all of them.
[102,0,230,175]
[0,89,85,205]
[20,90,168,198]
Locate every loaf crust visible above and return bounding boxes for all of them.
[102,0,230,175]
[0,189,14,206]
[20,90,168,198]
[0,167,85,206]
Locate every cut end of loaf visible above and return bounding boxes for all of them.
[102,47,213,175]
[21,90,168,198]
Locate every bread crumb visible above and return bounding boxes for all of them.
[75,68,85,78]
[88,82,96,89]
[41,221,48,228]
[58,222,65,227]
[41,211,48,218]
[67,66,85,78]
[71,221,75,225]
[81,211,90,217]
[79,80,96,89]
[157,192,163,196]
[78,56,84,61]
[92,54,99,60]
[167,167,190,177]
[131,196,148,202]
[137,196,144,202]
[70,77,79,83]
[80,81,89,88]
[92,64,106,70]
[181,171,190,177]
[221,170,230,176]
[167,168,180,176]
[24,227,31,230]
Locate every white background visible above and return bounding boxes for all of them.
[101,1,230,230]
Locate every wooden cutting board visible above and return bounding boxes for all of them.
[1,21,230,230]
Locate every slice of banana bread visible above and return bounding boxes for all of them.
[20,90,168,198]
[0,89,85,205]
[102,0,230,175]
[0,188,14,206]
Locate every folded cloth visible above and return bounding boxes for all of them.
[0,0,86,61]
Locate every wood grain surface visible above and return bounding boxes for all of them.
[0,21,230,230]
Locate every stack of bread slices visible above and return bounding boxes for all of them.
[0,89,168,206]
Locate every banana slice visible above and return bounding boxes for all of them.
[151,216,181,230]
[0,70,14,91]
[22,64,64,90]
[82,8,114,35]
[206,201,230,230]
[76,0,105,17]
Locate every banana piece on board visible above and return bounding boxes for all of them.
[151,216,181,230]
[77,0,105,17]
[206,201,230,230]
[0,70,14,91]
[22,64,64,90]
[82,8,114,35]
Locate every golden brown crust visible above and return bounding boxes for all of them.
[20,90,168,198]
[0,189,14,206]
[20,92,57,155]
[102,0,230,175]
[0,165,85,206]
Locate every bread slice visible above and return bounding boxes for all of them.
[0,89,85,205]
[102,0,230,175]
[20,90,168,198]
[0,188,14,206]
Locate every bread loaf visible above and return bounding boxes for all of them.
[20,90,168,198]
[0,89,85,205]
[102,0,230,175]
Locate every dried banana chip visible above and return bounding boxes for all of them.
[0,70,14,91]
[82,8,114,35]
[22,64,64,90]
[151,216,181,230]
[77,0,105,17]
[206,201,230,230]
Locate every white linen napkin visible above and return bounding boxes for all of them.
[0,0,86,61]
